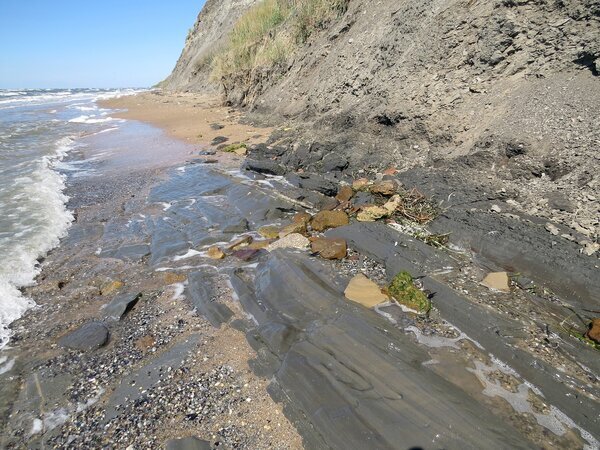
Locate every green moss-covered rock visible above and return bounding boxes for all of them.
[388,271,431,314]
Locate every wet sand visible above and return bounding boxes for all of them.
[1,92,598,449]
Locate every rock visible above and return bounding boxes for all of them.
[198,150,216,156]
[490,204,502,213]
[322,154,349,172]
[279,221,307,238]
[311,210,349,231]
[247,239,273,250]
[298,174,338,196]
[223,218,249,233]
[352,191,375,206]
[163,272,187,284]
[344,274,388,308]
[267,233,310,251]
[227,235,253,250]
[100,280,123,296]
[209,123,224,130]
[481,272,510,293]
[59,322,109,351]
[545,223,560,236]
[383,167,398,176]
[582,241,600,256]
[311,238,347,260]
[135,335,156,351]
[232,248,261,261]
[383,195,401,214]
[352,178,371,191]
[258,226,280,239]
[388,272,431,314]
[546,191,574,212]
[242,159,285,176]
[207,246,226,260]
[103,292,142,320]
[166,437,212,450]
[370,180,396,196]
[585,318,600,343]
[293,212,312,225]
[336,185,354,202]
[357,205,389,222]
[211,136,228,145]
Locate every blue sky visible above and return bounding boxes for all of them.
[0,1,205,88]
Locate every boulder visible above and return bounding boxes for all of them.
[322,154,349,172]
[336,185,354,203]
[370,180,396,196]
[232,248,262,261]
[59,322,109,351]
[103,292,142,320]
[585,318,600,343]
[293,212,312,224]
[210,136,228,145]
[206,246,225,260]
[311,211,349,231]
[344,274,388,308]
[223,218,249,233]
[356,205,389,222]
[258,226,280,239]
[298,174,338,196]
[311,238,347,260]
[242,159,285,176]
[352,178,371,191]
[267,233,310,251]
[279,221,307,238]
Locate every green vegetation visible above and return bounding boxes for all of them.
[211,0,350,82]
[222,143,247,153]
[388,271,431,314]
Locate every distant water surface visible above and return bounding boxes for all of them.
[0,88,140,348]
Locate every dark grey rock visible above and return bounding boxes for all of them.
[209,123,224,130]
[59,322,109,351]
[103,292,141,320]
[198,150,216,156]
[186,272,233,327]
[166,436,212,450]
[322,153,349,172]
[546,191,574,212]
[223,218,249,233]
[242,159,285,176]
[210,136,228,146]
[297,174,338,196]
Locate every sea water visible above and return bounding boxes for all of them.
[0,88,140,348]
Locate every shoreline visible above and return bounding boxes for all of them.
[1,91,598,448]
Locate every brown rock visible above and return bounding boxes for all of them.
[232,248,261,261]
[370,180,396,196]
[356,205,389,222]
[383,167,398,176]
[279,221,307,238]
[585,318,600,343]
[311,238,347,260]
[293,212,312,225]
[336,185,354,202]
[163,272,187,284]
[247,240,273,250]
[352,178,371,191]
[258,226,280,239]
[344,274,389,308]
[481,272,510,293]
[227,235,253,250]
[311,210,349,232]
[207,246,226,259]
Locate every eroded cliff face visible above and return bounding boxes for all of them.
[167,0,599,243]
[161,0,258,92]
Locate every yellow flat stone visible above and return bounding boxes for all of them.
[344,274,389,308]
[481,272,510,292]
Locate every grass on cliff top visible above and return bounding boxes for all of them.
[211,0,349,81]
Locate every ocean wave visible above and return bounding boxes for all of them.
[0,136,74,349]
[68,115,118,124]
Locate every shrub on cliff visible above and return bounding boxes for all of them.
[211,0,349,86]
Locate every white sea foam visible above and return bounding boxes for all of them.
[0,137,74,348]
[68,115,118,124]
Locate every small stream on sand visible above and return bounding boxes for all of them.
[0,116,597,449]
